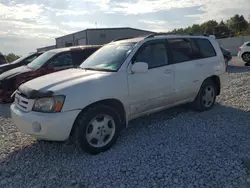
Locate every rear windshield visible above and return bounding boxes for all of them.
[27,51,57,69]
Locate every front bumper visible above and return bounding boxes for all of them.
[11,104,81,141]
[237,52,242,58]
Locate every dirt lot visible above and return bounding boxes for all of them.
[0,57,250,188]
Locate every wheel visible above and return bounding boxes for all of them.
[74,105,121,154]
[242,52,250,63]
[244,62,250,66]
[192,79,217,111]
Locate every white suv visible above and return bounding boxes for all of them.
[238,41,250,65]
[11,34,228,154]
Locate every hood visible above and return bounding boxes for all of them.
[0,63,18,73]
[0,63,11,68]
[0,66,32,80]
[21,68,112,93]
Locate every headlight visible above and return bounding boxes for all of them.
[32,95,65,113]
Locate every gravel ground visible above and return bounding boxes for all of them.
[1,57,250,188]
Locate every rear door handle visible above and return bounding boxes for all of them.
[196,64,204,67]
[164,69,173,74]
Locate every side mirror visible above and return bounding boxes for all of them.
[131,62,148,73]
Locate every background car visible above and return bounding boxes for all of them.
[0,52,43,74]
[0,45,101,103]
[220,47,232,66]
[238,41,250,65]
[0,54,7,65]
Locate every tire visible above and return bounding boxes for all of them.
[244,62,250,66]
[242,52,250,63]
[192,79,217,112]
[73,105,121,154]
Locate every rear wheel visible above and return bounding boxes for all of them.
[192,79,217,111]
[74,105,121,154]
[242,52,250,63]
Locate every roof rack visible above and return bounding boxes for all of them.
[145,32,191,39]
[111,34,150,42]
[145,32,215,39]
[112,37,134,42]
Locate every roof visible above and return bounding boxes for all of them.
[47,45,102,53]
[56,27,154,39]
[110,34,216,44]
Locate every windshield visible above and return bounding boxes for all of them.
[27,51,57,69]
[80,42,136,71]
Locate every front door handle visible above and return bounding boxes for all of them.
[164,69,173,74]
[196,64,204,67]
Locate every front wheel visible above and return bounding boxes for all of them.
[74,105,121,154]
[192,79,217,111]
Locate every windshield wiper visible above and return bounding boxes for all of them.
[82,67,116,72]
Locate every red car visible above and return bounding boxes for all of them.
[0,45,101,103]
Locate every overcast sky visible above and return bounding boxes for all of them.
[0,0,250,56]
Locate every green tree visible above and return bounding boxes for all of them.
[190,24,201,33]
[227,14,248,32]
[5,53,20,63]
[200,20,218,34]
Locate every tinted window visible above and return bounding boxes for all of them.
[80,43,135,71]
[25,54,39,63]
[194,38,216,58]
[168,38,194,63]
[72,48,99,65]
[247,42,250,47]
[48,52,73,67]
[134,42,168,69]
[27,51,57,69]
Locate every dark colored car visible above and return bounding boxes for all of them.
[220,47,232,66]
[0,45,101,103]
[0,52,43,74]
[0,54,7,65]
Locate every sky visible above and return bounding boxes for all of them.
[0,0,250,56]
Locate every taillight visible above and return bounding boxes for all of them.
[238,47,241,52]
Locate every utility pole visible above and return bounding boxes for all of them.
[95,22,97,29]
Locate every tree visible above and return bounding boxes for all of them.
[227,14,248,32]
[190,24,201,33]
[200,20,218,34]
[5,53,20,63]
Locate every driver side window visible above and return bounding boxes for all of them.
[134,42,169,69]
[49,52,73,67]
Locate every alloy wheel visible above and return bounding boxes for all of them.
[202,86,215,108]
[86,114,116,148]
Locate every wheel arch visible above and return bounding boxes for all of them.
[205,75,221,95]
[69,98,127,138]
[241,51,250,58]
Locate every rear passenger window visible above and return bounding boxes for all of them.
[167,38,194,63]
[194,38,216,58]
[49,52,73,67]
[247,43,250,47]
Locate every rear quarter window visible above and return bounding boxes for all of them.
[194,38,216,58]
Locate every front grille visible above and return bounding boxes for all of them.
[14,90,35,112]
